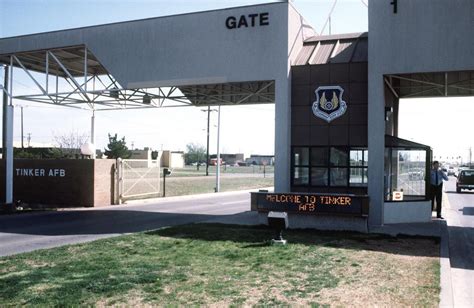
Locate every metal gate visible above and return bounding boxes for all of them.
[116,159,160,203]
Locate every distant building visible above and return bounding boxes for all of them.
[245,155,274,166]
[128,149,184,168]
[210,153,244,165]
[129,149,152,160]
[161,151,184,169]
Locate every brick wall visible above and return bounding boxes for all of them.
[0,159,116,207]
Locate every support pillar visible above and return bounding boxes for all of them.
[3,63,14,206]
[5,105,14,205]
[91,110,96,159]
[215,105,221,192]
[274,78,291,193]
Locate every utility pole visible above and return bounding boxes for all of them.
[470,147,472,168]
[202,107,217,176]
[329,16,331,35]
[205,106,211,176]
[27,133,31,147]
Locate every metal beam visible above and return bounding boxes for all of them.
[384,77,399,98]
[12,55,46,94]
[48,51,93,108]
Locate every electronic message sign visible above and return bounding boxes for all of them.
[251,192,369,216]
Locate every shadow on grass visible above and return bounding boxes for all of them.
[147,223,440,258]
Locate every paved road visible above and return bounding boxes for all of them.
[0,191,253,257]
[444,177,474,307]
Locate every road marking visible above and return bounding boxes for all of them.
[222,200,248,205]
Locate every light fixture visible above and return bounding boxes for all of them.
[110,87,120,99]
[80,142,95,157]
[267,211,288,245]
[143,94,151,104]
[385,106,393,121]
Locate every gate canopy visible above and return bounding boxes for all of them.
[0,44,275,111]
[0,2,307,110]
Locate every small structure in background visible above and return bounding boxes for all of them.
[161,150,185,169]
[246,155,275,166]
[210,153,244,165]
[128,148,184,168]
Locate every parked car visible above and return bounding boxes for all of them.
[456,169,474,193]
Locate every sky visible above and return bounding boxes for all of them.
[0,0,472,162]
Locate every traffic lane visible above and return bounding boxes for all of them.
[0,192,252,257]
[444,177,474,228]
[0,192,252,236]
[444,177,474,271]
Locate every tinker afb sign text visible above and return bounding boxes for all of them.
[226,12,269,29]
[16,168,66,177]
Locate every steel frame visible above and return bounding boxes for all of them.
[385,72,474,99]
[1,45,275,111]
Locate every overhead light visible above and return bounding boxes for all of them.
[80,142,95,157]
[143,94,151,104]
[110,87,119,99]
[385,106,393,121]
[267,211,288,245]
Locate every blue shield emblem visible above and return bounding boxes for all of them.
[312,86,347,123]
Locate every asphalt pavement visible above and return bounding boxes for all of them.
[0,190,256,257]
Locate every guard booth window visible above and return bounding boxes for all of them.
[384,135,431,202]
[292,147,368,187]
[293,147,310,185]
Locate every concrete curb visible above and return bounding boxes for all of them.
[439,192,454,308]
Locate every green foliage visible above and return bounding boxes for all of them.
[104,134,131,159]
[14,150,40,159]
[13,147,67,159]
[184,143,206,165]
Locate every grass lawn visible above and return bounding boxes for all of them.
[171,165,274,177]
[0,224,439,306]
[164,176,273,197]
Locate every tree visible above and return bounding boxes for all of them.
[104,133,131,159]
[53,130,89,158]
[184,143,206,165]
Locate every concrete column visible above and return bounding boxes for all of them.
[3,64,14,205]
[91,111,96,159]
[274,77,291,193]
[367,76,385,226]
[215,105,221,192]
[5,105,14,204]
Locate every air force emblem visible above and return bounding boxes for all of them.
[312,86,347,123]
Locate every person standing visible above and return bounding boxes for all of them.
[430,161,449,219]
